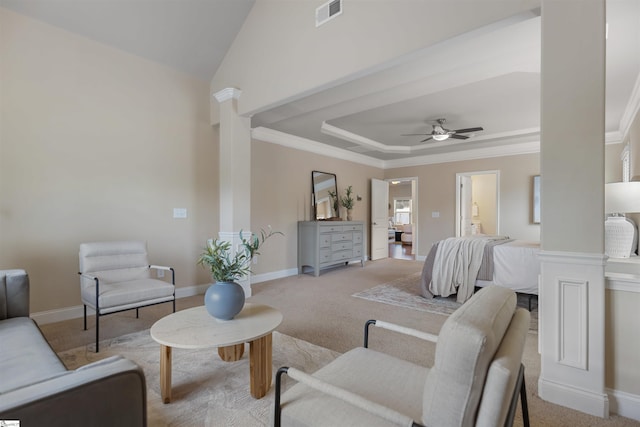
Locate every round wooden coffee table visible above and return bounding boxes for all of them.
[150,303,282,402]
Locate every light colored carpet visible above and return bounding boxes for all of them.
[58,330,339,427]
[352,272,539,331]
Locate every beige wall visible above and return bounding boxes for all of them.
[0,9,217,312]
[386,153,540,256]
[250,139,383,274]
[605,288,640,394]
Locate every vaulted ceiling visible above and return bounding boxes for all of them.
[4,0,638,167]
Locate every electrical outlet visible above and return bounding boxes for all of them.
[432,211,440,218]
[157,269,165,278]
[253,255,258,265]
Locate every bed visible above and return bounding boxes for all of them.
[420,236,540,303]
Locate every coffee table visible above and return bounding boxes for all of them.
[150,303,283,403]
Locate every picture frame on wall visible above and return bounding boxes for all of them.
[533,175,541,224]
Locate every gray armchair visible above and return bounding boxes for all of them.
[79,241,176,352]
[275,286,530,427]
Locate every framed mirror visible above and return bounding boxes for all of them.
[312,171,339,220]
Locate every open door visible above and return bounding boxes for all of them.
[371,178,389,260]
[456,171,499,237]
[459,175,473,237]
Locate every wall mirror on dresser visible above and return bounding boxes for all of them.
[312,171,339,220]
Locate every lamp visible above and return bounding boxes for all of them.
[433,134,449,141]
[604,182,640,258]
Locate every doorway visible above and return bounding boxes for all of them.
[387,177,418,260]
[456,171,499,237]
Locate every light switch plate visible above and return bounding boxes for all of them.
[173,208,187,218]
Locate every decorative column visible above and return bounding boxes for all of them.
[538,0,608,418]
[213,88,253,297]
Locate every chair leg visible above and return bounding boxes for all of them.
[83,305,87,330]
[136,307,139,319]
[95,312,99,353]
[520,371,530,427]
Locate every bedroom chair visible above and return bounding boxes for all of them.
[79,241,176,352]
[274,285,530,427]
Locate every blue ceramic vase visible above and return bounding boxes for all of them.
[204,281,245,320]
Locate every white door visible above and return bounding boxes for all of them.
[371,178,389,260]
[459,175,473,237]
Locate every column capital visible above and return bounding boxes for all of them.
[213,87,242,103]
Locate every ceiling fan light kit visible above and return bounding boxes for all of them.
[403,118,484,143]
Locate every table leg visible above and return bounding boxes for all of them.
[249,333,272,399]
[160,345,172,404]
[218,343,245,361]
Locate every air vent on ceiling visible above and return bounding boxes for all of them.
[316,0,342,27]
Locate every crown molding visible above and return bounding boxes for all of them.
[251,127,385,168]
[382,140,541,169]
[213,87,242,103]
[253,126,627,170]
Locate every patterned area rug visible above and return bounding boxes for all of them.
[58,330,339,426]
[352,272,538,331]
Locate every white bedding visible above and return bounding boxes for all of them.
[431,235,510,303]
[475,240,540,295]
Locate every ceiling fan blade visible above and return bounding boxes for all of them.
[450,134,469,140]
[420,137,433,142]
[453,127,484,134]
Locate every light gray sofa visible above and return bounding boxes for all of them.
[0,269,147,426]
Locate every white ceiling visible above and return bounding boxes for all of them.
[3,0,639,167]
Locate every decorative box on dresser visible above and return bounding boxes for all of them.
[298,221,365,276]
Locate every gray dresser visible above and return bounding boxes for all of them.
[298,221,365,276]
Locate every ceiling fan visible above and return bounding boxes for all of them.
[402,118,484,142]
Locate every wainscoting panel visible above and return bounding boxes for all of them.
[557,278,588,370]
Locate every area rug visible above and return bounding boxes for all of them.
[352,272,538,331]
[58,330,339,426]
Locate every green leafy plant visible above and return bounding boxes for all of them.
[197,228,283,282]
[340,185,356,210]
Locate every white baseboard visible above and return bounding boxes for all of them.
[31,283,210,325]
[607,388,640,422]
[251,268,298,284]
[539,377,609,418]
[30,270,300,325]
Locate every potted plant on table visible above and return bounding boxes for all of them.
[340,185,356,221]
[197,228,282,320]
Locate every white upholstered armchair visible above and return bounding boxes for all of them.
[274,286,530,427]
[79,241,175,352]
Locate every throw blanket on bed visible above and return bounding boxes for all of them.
[421,236,510,303]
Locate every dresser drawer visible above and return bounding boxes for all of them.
[319,234,332,247]
[332,241,353,252]
[331,232,352,242]
[343,224,363,232]
[353,245,363,257]
[320,224,343,233]
[319,249,332,264]
[331,250,353,262]
[353,233,363,244]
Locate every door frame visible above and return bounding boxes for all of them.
[386,177,418,255]
[455,170,500,237]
